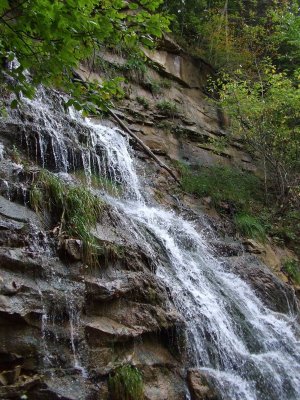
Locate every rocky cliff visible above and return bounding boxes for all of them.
[0,37,299,400]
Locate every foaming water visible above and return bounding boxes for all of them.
[113,202,300,399]
[2,87,300,399]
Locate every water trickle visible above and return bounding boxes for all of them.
[38,289,53,369]
[66,296,88,378]
[1,179,11,201]
[0,142,4,160]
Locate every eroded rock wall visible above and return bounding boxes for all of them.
[0,38,299,400]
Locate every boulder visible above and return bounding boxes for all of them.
[187,369,217,400]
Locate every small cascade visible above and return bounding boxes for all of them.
[66,295,88,378]
[38,289,53,369]
[0,87,141,200]
[0,142,4,160]
[1,87,300,399]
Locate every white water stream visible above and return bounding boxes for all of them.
[3,88,300,399]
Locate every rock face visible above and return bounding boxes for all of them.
[0,188,187,399]
[187,369,217,400]
[0,39,299,400]
[225,255,298,314]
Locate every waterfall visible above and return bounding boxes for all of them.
[2,87,300,399]
[114,203,300,400]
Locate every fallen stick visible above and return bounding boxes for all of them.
[108,109,179,183]
[72,71,179,183]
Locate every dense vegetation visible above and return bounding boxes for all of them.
[165,1,300,270]
[0,0,169,111]
[1,1,300,279]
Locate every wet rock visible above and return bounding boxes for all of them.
[85,301,183,345]
[58,238,82,261]
[143,366,187,400]
[187,369,217,400]
[211,240,243,257]
[85,316,141,344]
[243,239,265,254]
[0,365,21,386]
[227,255,299,314]
[0,374,41,399]
[85,271,167,305]
[0,195,40,227]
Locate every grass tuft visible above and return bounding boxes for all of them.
[30,170,103,267]
[282,259,300,285]
[179,164,262,209]
[108,365,144,400]
[156,100,179,117]
[72,170,122,197]
[234,213,266,242]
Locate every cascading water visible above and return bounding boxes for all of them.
[115,203,300,400]
[2,87,300,399]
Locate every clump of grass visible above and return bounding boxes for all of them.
[282,259,300,285]
[234,213,266,242]
[179,164,263,210]
[136,96,149,109]
[160,78,172,89]
[108,365,144,400]
[72,170,122,196]
[30,170,103,267]
[144,77,162,95]
[123,57,147,74]
[156,100,179,117]
[11,145,22,164]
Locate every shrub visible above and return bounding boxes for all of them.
[108,365,144,400]
[156,100,179,117]
[282,259,300,285]
[234,213,266,242]
[30,170,103,267]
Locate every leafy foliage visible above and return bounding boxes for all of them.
[163,1,299,73]
[0,0,170,110]
[217,65,300,205]
[108,365,144,400]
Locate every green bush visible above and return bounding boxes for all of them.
[108,365,144,400]
[282,259,300,285]
[156,100,179,117]
[234,213,266,242]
